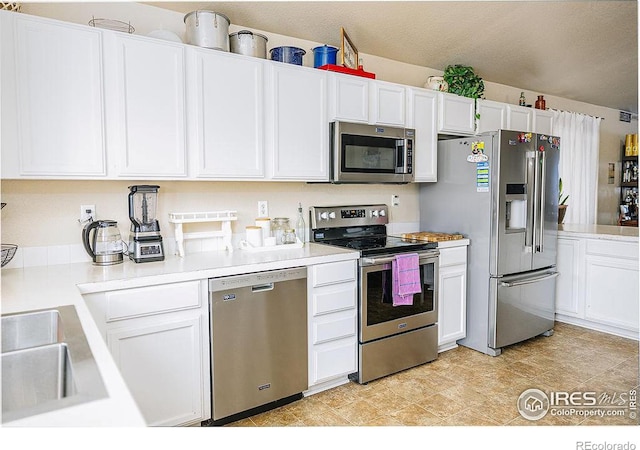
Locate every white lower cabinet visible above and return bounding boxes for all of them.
[83,280,211,426]
[437,244,468,352]
[556,236,639,339]
[306,260,358,394]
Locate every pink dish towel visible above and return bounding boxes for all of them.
[392,253,421,306]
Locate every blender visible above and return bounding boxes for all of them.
[128,185,164,263]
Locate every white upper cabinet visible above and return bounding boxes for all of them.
[7,14,106,177]
[437,92,475,135]
[188,48,265,179]
[369,80,406,126]
[476,99,507,134]
[406,87,438,182]
[328,73,369,123]
[105,33,187,177]
[265,62,329,181]
[533,109,554,135]
[506,104,533,132]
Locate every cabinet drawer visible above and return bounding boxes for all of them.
[105,281,201,321]
[586,239,638,260]
[313,310,356,345]
[439,246,467,267]
[312,339,357,384]
[312,283,357,316]
[312,260,356,287]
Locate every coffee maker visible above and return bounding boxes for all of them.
[128,185,164,263]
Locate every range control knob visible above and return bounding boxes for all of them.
[379,209,386,217]
[319,212,329,220]
[329,211,336,219]
[371,210,379,217]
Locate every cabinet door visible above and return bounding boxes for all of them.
[13,15,106,176]
[584,254,639,331]
[190,49,265,178]
[107,314,206,426]
[533,109,553,135]
[555,238,581,317]
[437,92,475,135]
[266,63,329,181]
[328,73,369,123]
[438,264,467,347]
[369,80,406,126]
[106,33,187,177]
[406,88,437,182]
[506,105,532,132]
[476,99,506,134]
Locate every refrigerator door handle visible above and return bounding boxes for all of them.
[525,152,536,250]
[500,271,558,288]
[536,150,546,253]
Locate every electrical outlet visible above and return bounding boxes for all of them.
[391,195,400,207]
[80,204,96,224]
[257,201,269,218]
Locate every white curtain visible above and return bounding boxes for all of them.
[551,110,601,224]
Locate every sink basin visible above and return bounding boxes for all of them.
[2,343,76,412]
[1,306,108,423]
[2,309,62,353]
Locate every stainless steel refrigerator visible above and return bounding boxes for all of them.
[419,130,560,356]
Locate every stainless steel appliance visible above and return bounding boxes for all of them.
[419,130,560,356]
[128,185,164,263]
[330,122,415,184]
[207,267,308,425]
[310,204,439,384]
[81,220,124,266]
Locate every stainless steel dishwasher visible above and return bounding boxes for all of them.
[207,267,308,425]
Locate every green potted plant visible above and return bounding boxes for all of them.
[558,177,569,224]
[443,64,485,119]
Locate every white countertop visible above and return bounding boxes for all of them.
[0,243,359,427]
[558,224,639,242]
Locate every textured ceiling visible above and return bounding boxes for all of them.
[149,1,638,114]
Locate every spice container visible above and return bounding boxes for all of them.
[282,229,297,245]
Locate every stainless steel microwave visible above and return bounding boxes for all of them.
[330,121,415,184]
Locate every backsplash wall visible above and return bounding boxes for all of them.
[0,179,420,249]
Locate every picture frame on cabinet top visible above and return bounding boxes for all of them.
[340,27,358,69]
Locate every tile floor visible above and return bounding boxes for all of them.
[229,322,639,427]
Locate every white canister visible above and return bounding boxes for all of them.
[184,10,230,51]
[255,217,271,240]
[424,76,449,92]
[246,226,263,248]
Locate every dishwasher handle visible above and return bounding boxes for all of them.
[251,283,274,293]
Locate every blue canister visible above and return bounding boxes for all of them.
[269,46,306,65]
[312,45,338,68]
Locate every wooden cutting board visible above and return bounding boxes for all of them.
[402,231,464,242]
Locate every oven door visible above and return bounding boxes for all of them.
[359,252,438,343]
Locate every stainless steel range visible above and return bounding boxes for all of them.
[310,204,439,384]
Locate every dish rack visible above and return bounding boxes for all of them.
[168,211,237,257]
[1,244,18,267]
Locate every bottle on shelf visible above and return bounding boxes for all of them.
[535,95,546,110]
[295,202,306,244]
[519,92,526,106]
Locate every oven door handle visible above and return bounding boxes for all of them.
[360,252,439,267]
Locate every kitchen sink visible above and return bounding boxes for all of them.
[1,306,108,423]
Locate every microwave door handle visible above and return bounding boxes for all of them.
[396,139,406,174]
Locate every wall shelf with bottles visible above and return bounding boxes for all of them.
[619,141,638,226]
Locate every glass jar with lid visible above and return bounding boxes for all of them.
[271,218,290,245]
[282,229,297,245]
